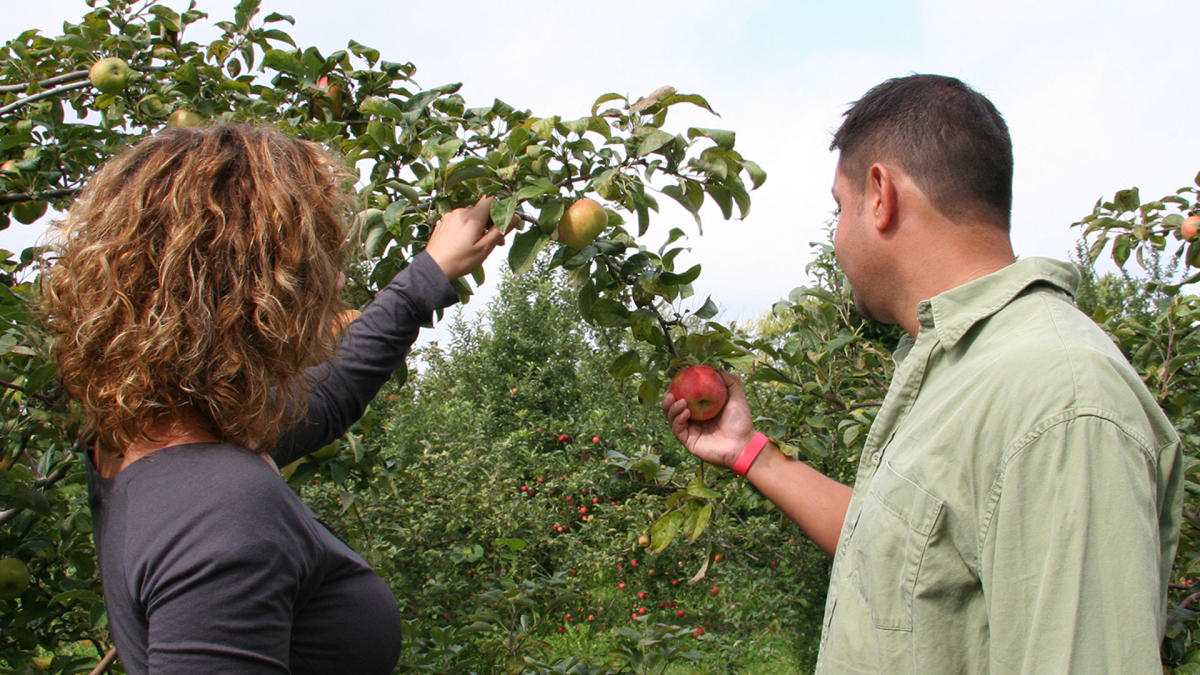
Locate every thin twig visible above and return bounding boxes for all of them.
[88,647,118,675]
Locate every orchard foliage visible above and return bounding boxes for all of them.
[1073,178,1200,670]
[0,0,769,670]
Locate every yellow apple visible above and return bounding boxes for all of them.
[558,197,608,248]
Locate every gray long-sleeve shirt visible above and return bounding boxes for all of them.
[87,253,458,674]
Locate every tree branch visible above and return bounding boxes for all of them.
[0,186,80,205]
[0,80,91,115]
[0,69,89,94]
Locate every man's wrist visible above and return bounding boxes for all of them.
[731,432,769,477]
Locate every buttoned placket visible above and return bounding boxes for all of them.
[817,302,941,660]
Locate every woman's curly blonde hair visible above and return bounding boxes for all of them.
[41,124,353,454]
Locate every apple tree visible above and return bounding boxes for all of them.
[0,0,766,667]
[1072,178,1200,668]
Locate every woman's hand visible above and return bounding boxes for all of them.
[425,196,510,279]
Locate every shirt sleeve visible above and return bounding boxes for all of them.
[979,413,1166,674]
[133,466,318,673]
[272,252,458,465]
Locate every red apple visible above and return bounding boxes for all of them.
[668,365,728,422]
[1182,214,1200,240]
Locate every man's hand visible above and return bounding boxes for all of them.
[425,195,510,279]
[662,370,756,469]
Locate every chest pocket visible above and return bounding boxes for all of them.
[846,459,944,632]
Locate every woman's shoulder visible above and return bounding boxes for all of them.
[111,442,309,534]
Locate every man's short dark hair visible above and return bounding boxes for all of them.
[831,74,1013,230]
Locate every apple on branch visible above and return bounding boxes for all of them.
[668,364,729,422]
[166,109,205,128]
[558,197,608,248]
[89,57,132,94]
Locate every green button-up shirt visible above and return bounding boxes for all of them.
[815,257,1182,673]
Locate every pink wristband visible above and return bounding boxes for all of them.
[731,432,769,477]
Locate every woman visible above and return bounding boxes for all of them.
[40,124,505,673]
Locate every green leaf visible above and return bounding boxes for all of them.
[649,510,686,553]
[637,129,676,157]
[490,197,518,233]
[262,49,302,76]
[590,299,630,327]
[443,161,488,191]
[493,537,527,551]
[695,297,718,319]
[360,96,404,121]
[508,229,548,275]
[661,93,716,115]
[687,127,735,149]
[742,160,767,189]
[1114,188,1140,213]
[686,502,713,541]
[513,178,556,201]
[608,350,641,378]
[591,92,626,115]
[685,476,719,500]
[364,225,389,258]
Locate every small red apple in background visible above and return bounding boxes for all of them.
[557,434,570,442]
[637,533,649,547]
[0,159,17,175]
[591,436,600,444]
[1182,214,1200,240]
[313,76,346,118]
[668,365,729,422]
[557,197,608,248]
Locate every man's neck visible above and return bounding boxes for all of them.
[895,229,1016,337]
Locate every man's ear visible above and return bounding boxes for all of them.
[867,162,897,232]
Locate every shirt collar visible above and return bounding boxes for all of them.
[915,257,1080,350]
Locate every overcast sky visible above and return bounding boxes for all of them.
[4,0,1199,347]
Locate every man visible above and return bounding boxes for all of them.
[663,74,1182,673]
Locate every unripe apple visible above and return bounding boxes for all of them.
[557,197,608,248]
[166,109,205,128]
[1182,214,1200,240]
[0,557,30,599]
[668,365,728,422]
[89,57,132,94]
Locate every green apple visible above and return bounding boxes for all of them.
[89,57,132,94]
[166,109,205,128]
[558,197,608,248]
[0,557,30,599]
